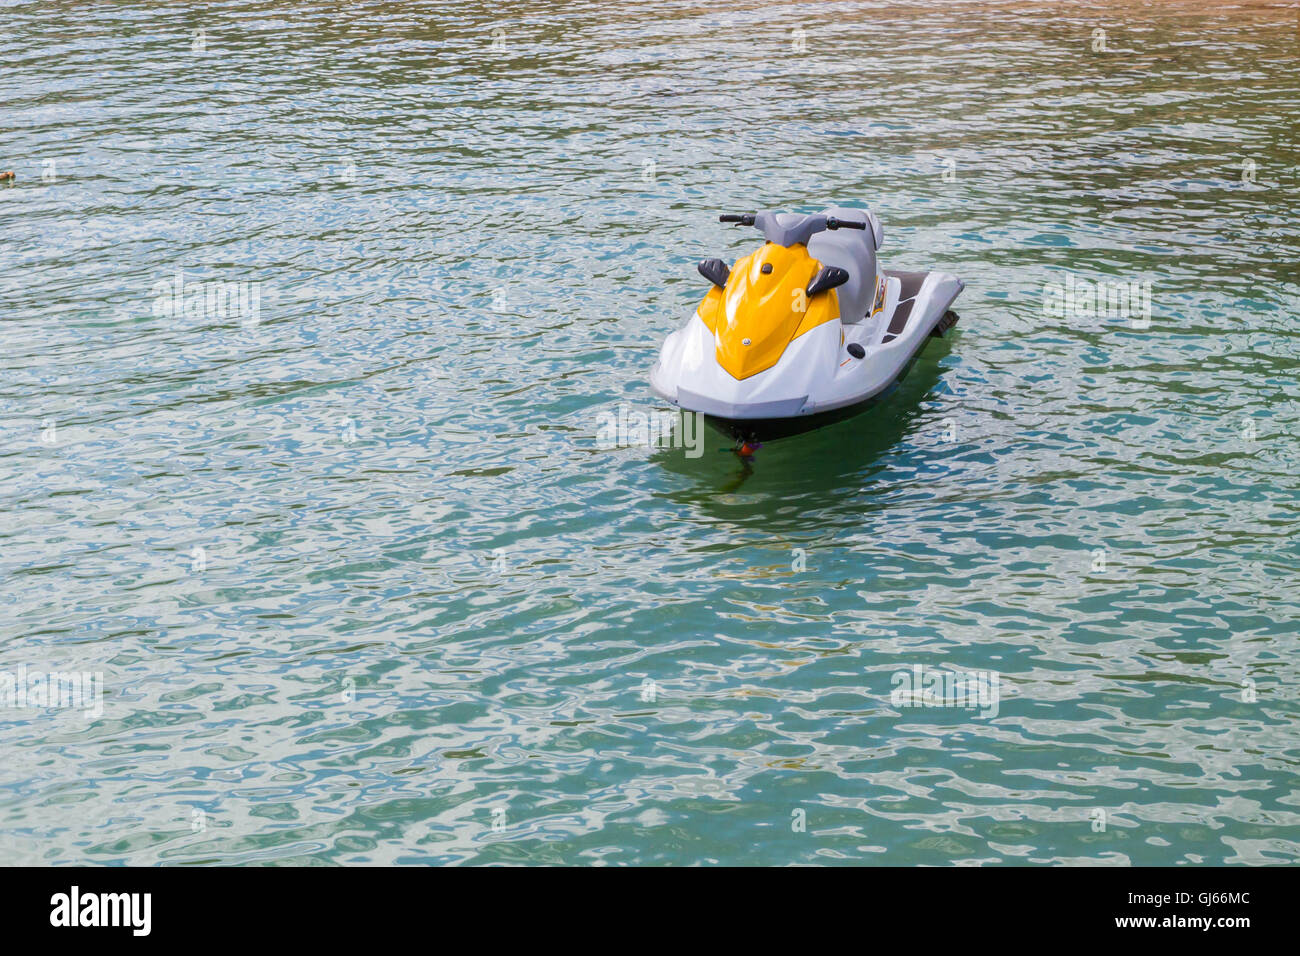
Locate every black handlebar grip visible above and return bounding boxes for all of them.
[719,214,756,225]
[826,217,867,231]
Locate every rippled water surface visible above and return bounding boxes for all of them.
[2,0,1298,865]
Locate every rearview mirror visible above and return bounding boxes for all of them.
[806,266,849,296]
[698,258,730,288]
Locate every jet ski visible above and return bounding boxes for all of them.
[649,207,964,443]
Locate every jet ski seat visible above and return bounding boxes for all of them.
[807,206,883,324]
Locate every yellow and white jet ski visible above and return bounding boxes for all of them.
[650,207,964,442]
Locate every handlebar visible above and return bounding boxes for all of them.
[720,213,866,231]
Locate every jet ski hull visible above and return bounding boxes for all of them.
[699,342,929,442]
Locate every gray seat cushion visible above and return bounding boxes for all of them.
[807,206,881,323]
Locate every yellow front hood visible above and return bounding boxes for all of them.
[697,243,839,380]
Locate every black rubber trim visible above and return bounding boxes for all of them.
[886,298,914,337]
[886,270,928,298]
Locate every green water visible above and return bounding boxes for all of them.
[1,1,1298,865]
